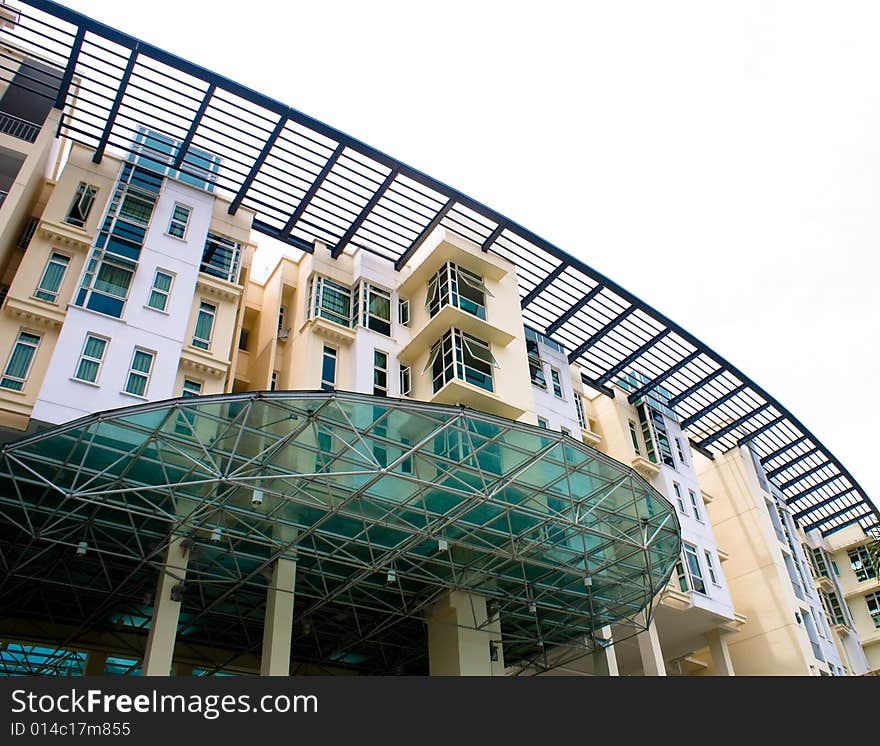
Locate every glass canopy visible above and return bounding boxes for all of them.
[0,391,680,674]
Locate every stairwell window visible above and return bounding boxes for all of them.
[0,331,40,391]
[124,348,154,398]
[167,203,191,239]
[192,301,216,350]
[34,252,70,302]
[64,182,97,228]
[73,334,107,384]
[427,262,490,320]
[427,328,498,394]
[147,270,174,312]
[309,275,352,328]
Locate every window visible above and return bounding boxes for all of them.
[167,203,191,239]
[427,262,490,320]
[309,275,352,328]
[278,306,285,332]
[427,328,498,394]
[34,252,70,302]
[175,379,202,434]
[550,367,563,398]
[271,371,278,391]
[674,558,689,592]
[73,334,107,384]
[321,346,337,391]
[398,298,410,326]
[201,233,242,283]
[809,547,831,579]
[65,182,97,227]
[673,482,687,514]
[866,591,880,629]
[537,417,549,429]
[637,403,675,467]
[181,379,202,397]
[575,395,587,430]
[238,329,249,351]
[849,547,877,582]
[147,270,174,312]
[628,421,641,455]
[192,301,216,350]
[561,427,571,437]
[526,338,547,390]
[356,281,391,335]
[704,550,719,585]
[0,331,40,390]
[373,350,388,396]
[124,349,154,397]
[75,251,136,318]
[683,544,707,594]
[820,590,848,626]
[674,437,687,467]
[399,365,411,397]
[689,489,702,521]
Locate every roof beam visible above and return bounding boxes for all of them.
[546,283,604,335]
[680,383,749,428]
[480,222,505,252]
[760,436,811,466]
[821,512,877,536]
[568,306,636,363]
[784,472,847,505]
[814,504,872,531]
[765,447,822,480]
[394,198,455,271]
[519,264,567,309]
[228,113,288,215]
[595,329,672,387]
[792,488,857,521]
[172,83,215,170]
[735,415,786,447]
[626,350,701,404]
[280,143,345,239]
[695,403,772,450]
[250,219,315,254]
[777,461,834,492]
[92,45,139,164]
[331,169,398,259]
[667,368,726,408]
[54,25,84,109]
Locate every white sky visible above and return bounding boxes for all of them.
[59,0,879,509]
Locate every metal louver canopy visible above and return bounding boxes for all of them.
[1,0,876,536]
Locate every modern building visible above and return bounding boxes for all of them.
[0,0,877,677]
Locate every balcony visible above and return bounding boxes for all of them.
[0,111,40,144]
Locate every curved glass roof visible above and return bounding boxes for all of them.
[2,0,876,535]
[0,390,680,673]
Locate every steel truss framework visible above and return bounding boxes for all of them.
[0,1,875,536]
[0,391,680,675]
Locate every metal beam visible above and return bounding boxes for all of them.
[567,306,636,363]
[784,472,847,505]
[695,403,771,450]
[765,447,821,480]
[280,143,345,239]
[251,219,315,254]
[626,350,701,404]
[821,512,876,536]
[760,436,810,466]
[814,504,871,531]
[735,415,785,447]
[92,45,139,164]
[546,283,604,335]
[519,264,567,309]
[777,461,834,492]
[792,488,857,521]
[172,83,216,170]
[596,329,672,387]
[54,25,84,109]
[331,169,398,259]
[228,113,288,215]
[667,368,726,408]
[394,198,455,271]
[680,383,749,429]
[480,222,505,252]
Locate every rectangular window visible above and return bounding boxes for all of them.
[0,331,40,390]
[628,420,641,455]
[34,252,70,303]
[373,350,388,396]
[689,489,703,522]
[124,348,154,397]
[175,379,202,435]
[65,182,97,227]
[849,547,877,582]
[683,544,707,594]
[809,547,831,579]
[238,329,249,351]
[398,298,410,326]
[674,558,689,592]
[427,328,498,394]
[192,301,216,350]
[537,417,549,429]
[181,379,202,397]
[321,346,337,391]
[704,550,719,585]
[550,367,563,398]
[575,395,587,430]
[673,482,687,514]
[865,591,880,629]
[526,338,547,390]
[820,590,848,627]
[638,403,674,467]
[278,306,285,332]
[75,251,136,318]
[674,437,687,467]
[73,334,107,384]
[167,203,191,239]
[427,262,490,320]
[399,364,412,397]
[357,282,391,336]
[271,371,279,391]
[201,232,242,283]
[147,270,174,312]
[309,275,352,328]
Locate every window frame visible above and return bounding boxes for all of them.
[849,546,877,582]
[865,591,880,629]
[683,543,707,595]
[64,182,98,228]
[166,202,191,240]
[688,489,703,522]
[426,262,491,321]
[0,330,40,391]
[427,328,498,394]
[72,333,109,385]
[398,298,410,326]
[703,549,720,585]
[373,349,388,396]
[321,345,337,391]
[672,482,687,514]
[33,251,71,303]
[356,281,392,336]
[399,364,412,397]
[309,275,352,328]
[550,367,564,399]
[146,269,174,313]
[123,347,155,398]
[191,300,217,351]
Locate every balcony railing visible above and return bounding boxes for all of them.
[0,111,40,143]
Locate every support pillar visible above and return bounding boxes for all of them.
[83,650,107,676]
[636,612,666,676]
[425,590,505,676]
[705,628,735,676]
[142,535,190,676]
[260,556,297,676]
[593,626,619,676]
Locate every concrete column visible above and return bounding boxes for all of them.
[593,626,619,676]
[83,650,107,676]
[705,628,735,676]
[142,535,190,676]
[260,557,297,676]
[636,612,666,676]
[425,590,505,676]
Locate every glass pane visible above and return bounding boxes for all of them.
[131,351,152,373]
[94,263,133,298]
[83,336,106,360]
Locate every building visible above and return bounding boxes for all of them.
[0,0,877,676]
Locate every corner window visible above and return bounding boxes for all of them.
[356,281,391,336]
[0,331,40,391]
[73,334,107,384]
[427,328,498,394]
[147,270,174,312]
[373,350,388,396]
[34,252,70,303]
[65,183,97,228]
[201,232,242,284]
[167,203,191,239]
[321,346,337,391]
[399,364,411,397]
[309,275,352,328]
[427,262,490,320]
[124,348,155,397]
[849,547,877,582]
[192,301,216,350]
